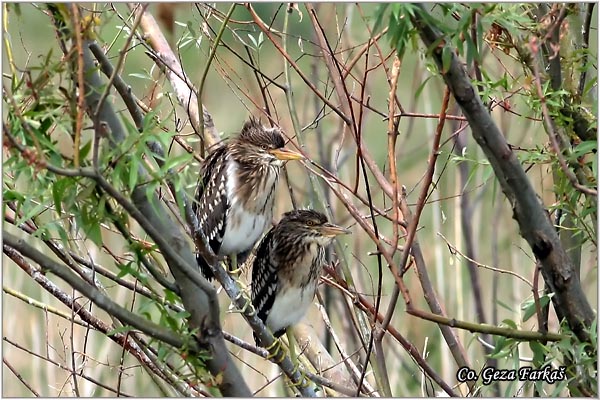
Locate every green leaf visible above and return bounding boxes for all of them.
[571,140,597,159]
[386,3,417,58]
[521,293,553,322]
[164,289,180,304]
[481,163,494,183]
[465,33,477,67]
[162,310,184,331]
[76,182,96,203]
[52,178,72,216]
[82,206,103,246]
[79,140,92,161]
[3,189,26,203]
[129,157,140,193]
[129,72,151,80]
[489,335,517,359]
[144,180,159,205]
[107,325,135,336]
[441,46,452,74]
[549,378,569,397]
[501,318,517,329]
[116,261,147,282]
[157,344,168,361]
[490,343,514,359]
[56,224,69,246]
[174,310,191,319]
[161,152,192,173]
[476,17,484,62]
[529,340,546,366]
[17,200,47,226]
[186,21,197,38]
[247,33,258,49]
[372,3,390,34]
[414,75,433,100]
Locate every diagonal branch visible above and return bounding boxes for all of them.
[410,3,594,343]
[3,232,190,348]
[41,5,252,392]
[128,3,219,148]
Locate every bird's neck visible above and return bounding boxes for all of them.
[278,241,325,289]
[228,155,280,213]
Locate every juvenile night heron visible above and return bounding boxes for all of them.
[193,118,303,281]
[251,209,350,345]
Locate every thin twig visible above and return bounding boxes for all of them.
[323,266,457,397]
[437,233,533,287]
[577,3,595,98]
[4,337,137,397]
[3,357,41,397]
[529,38,597,198]
[406,307,565,342]
[197,3,236,146]
[69,4,84,168]
[246,4,352,126]
[3,247,173,386]
[94,4,148,119]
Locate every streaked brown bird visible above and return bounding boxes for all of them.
[251,209,350,345]
[193,118,303,280]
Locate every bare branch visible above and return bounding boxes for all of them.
[128,3,219,147]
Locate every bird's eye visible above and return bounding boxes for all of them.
[260,144,268,150]
[306,220,315,226]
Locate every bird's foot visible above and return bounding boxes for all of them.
[290,358,301,375]
[229,265,243,278]
[265,339,286,363]
[231,273,250,293]
[232,291,256,316]
[228,253,245,280]
[287,364,310,390]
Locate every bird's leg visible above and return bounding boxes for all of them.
[286,327,297,361]
[287,369,310,390]
[229,255,252,296]
[228,253,243,278]
[286,356,310,390]
[285,327,309,387]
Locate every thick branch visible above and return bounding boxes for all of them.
[292,324,358,395]
[411,4,594,342]
[128,3,219,147]
[76,27,250,394]
[209,261,318,397]
[3,232,189,348]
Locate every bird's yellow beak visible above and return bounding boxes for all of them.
[269,147,304,160]
[318,223,351,237]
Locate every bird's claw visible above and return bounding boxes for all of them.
[232,274,249,293]
[228,254,244,279]
[290,359,301,376]
[229,266,243,277]
[287,365,309,389]
[234,292,255,315]
[265,339,286,363]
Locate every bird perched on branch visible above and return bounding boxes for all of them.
[193,118,304,281]
[251,209,350,345]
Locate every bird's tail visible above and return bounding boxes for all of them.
[196,253,215,281]
[197,252,249,282]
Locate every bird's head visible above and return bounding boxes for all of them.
[237,118,303,166]
[279,209,351,246]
